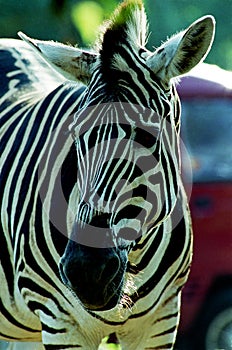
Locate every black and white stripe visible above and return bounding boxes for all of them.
[0,1,215,349]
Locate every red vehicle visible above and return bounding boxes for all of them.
[176,64,232,350]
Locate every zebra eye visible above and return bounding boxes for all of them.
[118,227,139,241]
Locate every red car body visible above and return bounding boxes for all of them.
[181,183,232,328]
[176,64,232,349]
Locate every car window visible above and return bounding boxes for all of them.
[181,99,232,182]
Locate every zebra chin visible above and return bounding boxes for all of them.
[71,282,124,311]
[59,240,128,311]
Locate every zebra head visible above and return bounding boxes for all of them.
[20,0,215,311]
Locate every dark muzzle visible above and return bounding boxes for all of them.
[59,239,127,310]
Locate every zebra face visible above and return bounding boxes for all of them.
[59,105,156,310]
[59,102,174,311]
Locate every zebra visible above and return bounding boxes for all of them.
[0,1,215,349]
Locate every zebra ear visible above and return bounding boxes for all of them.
[147,16,215,82]
[18,32,98,83]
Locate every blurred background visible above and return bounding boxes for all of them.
[0,0,231,70]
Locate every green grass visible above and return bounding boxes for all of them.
[99,345,121,350]
[99,338,121,350]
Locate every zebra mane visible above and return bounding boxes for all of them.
[99,0,148,67]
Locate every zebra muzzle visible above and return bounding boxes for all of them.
[59,240,128,311]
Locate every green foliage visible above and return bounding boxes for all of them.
[71,1,104,43]
[71,0,119,45]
